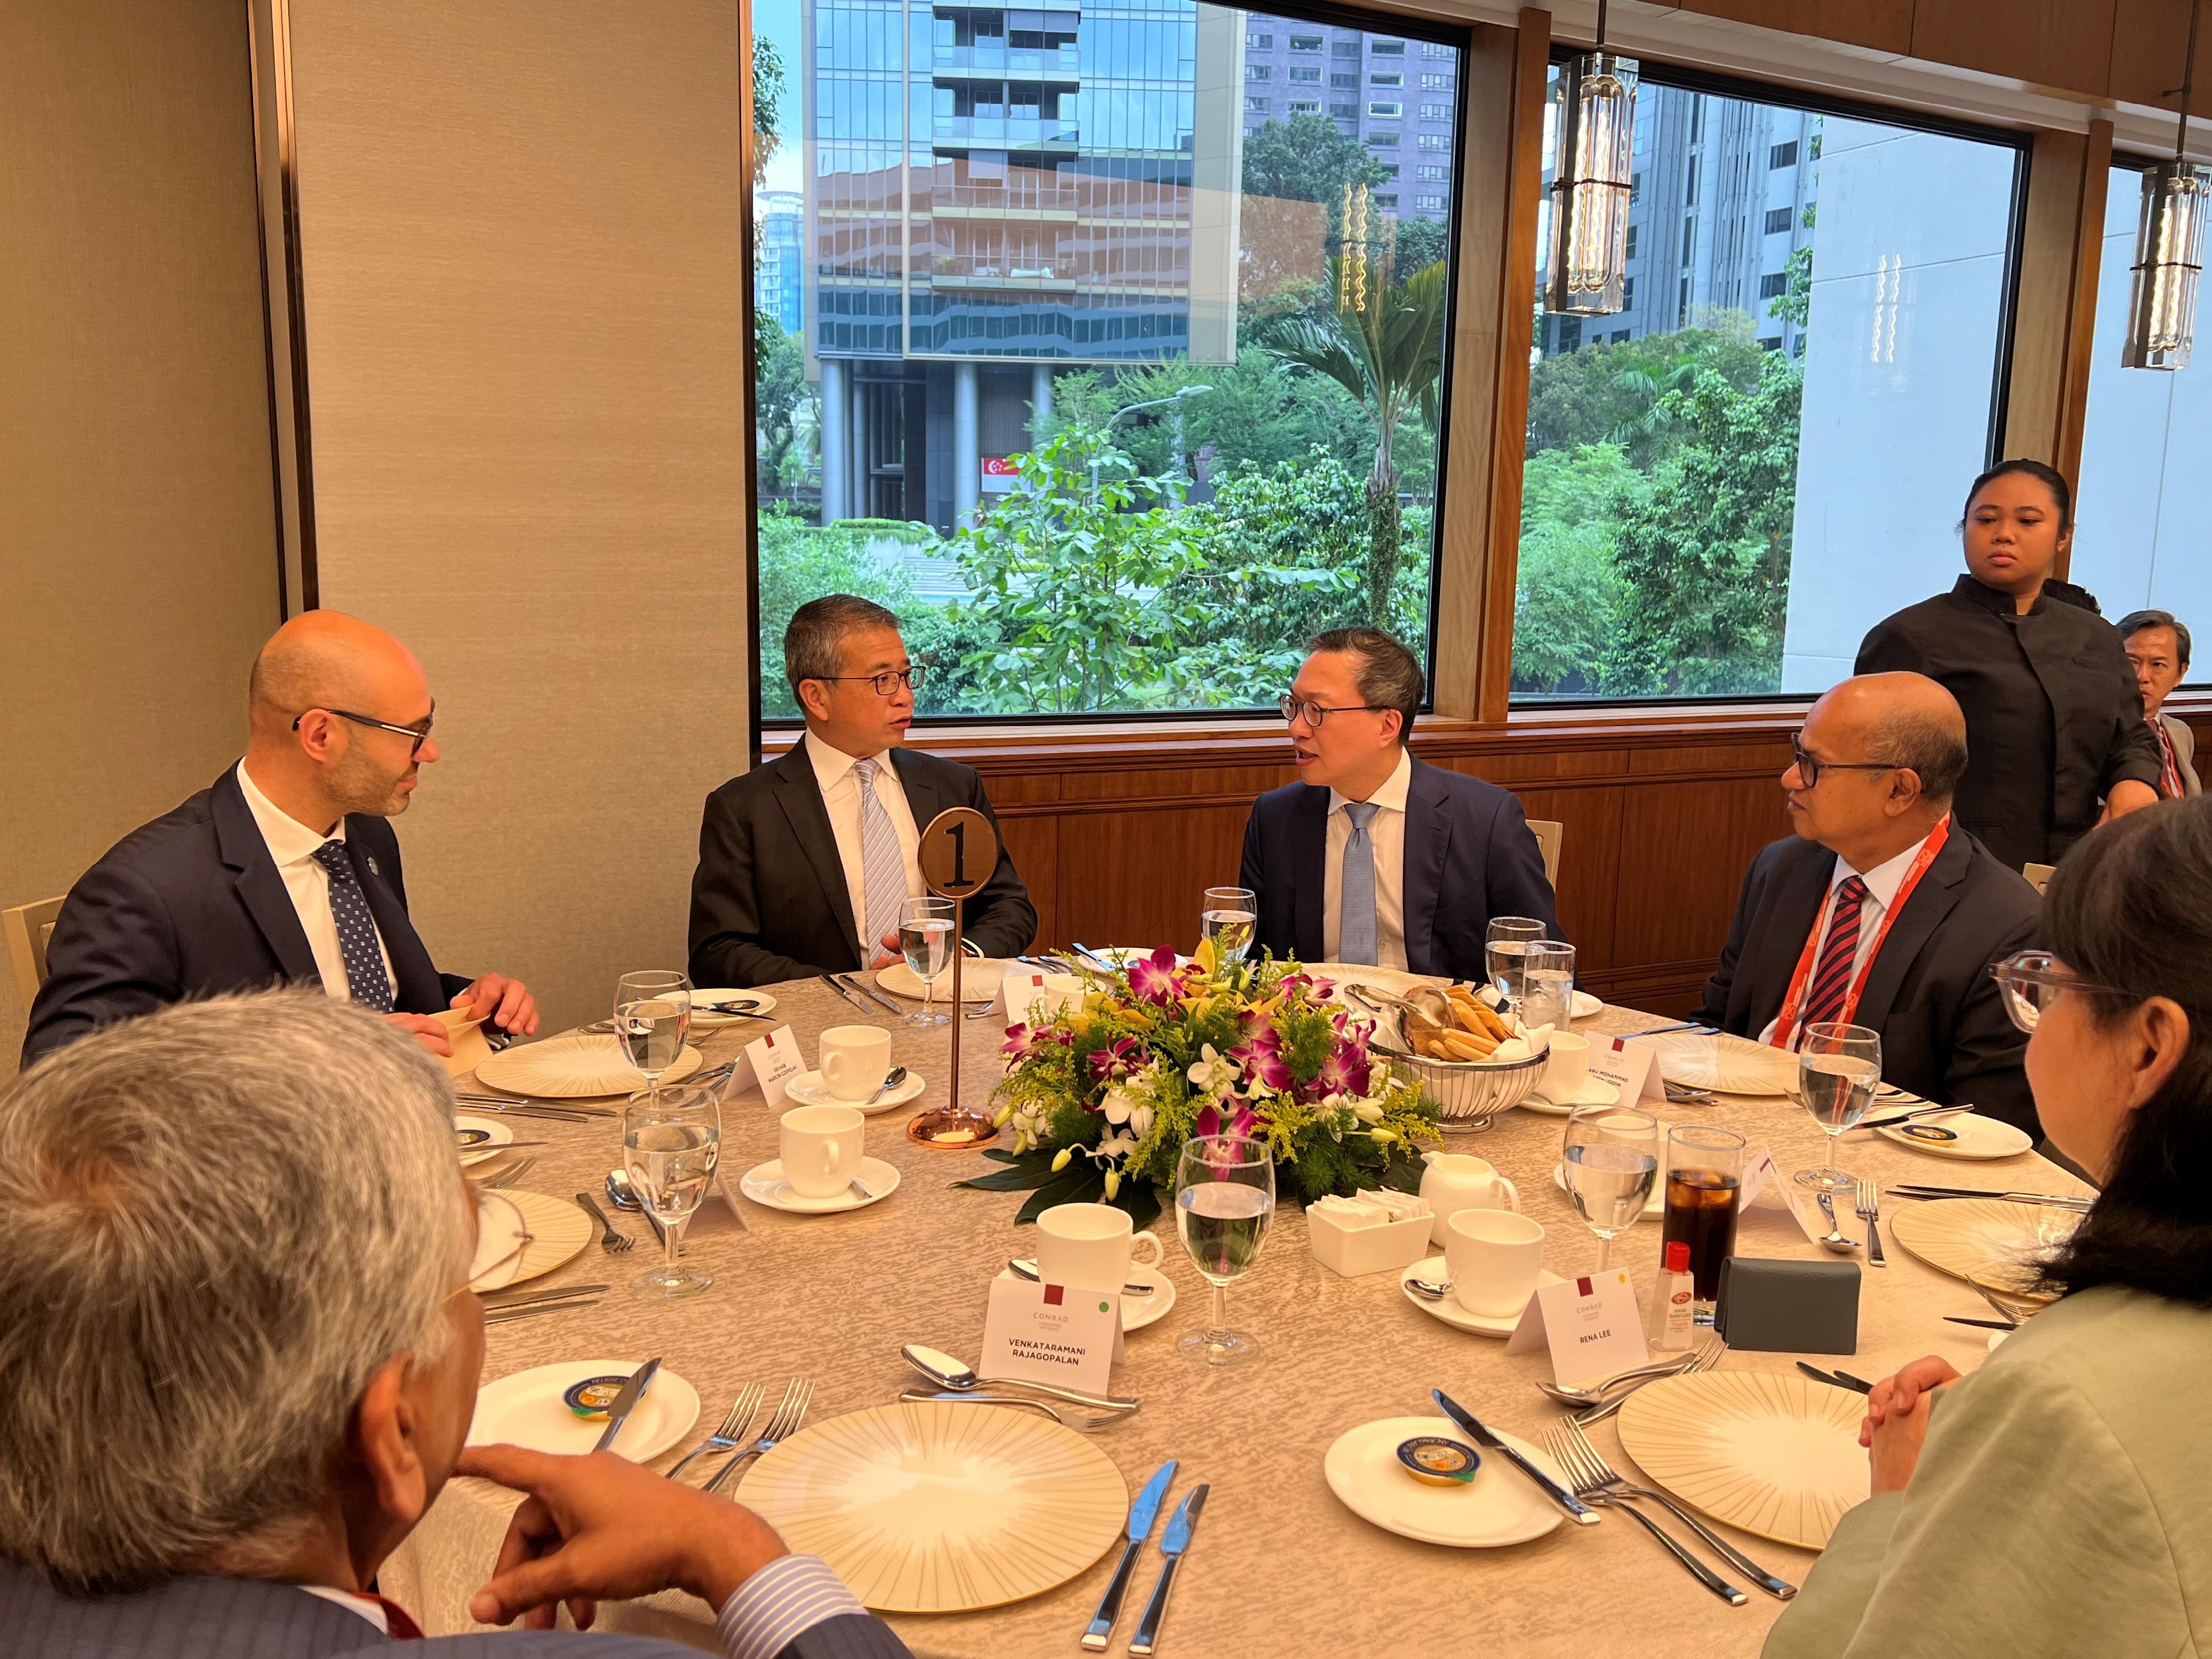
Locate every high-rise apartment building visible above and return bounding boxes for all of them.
[757,190,806,337]
[1237,22,1457,226]
[804,0,1245,530]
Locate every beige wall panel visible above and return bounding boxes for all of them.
[288,0,753,1032]
[0,0,279,1067]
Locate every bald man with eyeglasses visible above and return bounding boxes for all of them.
[22,611,536,1069]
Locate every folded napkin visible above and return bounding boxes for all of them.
[1489,1022,1553,1063]
[467,1190,531,1292]
[1312,1189,1432,1229]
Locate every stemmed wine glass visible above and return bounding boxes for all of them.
[623,1081,722,1298]
[899,895,954,1027]
[1173,1134,1275,1367]
[1794,1021,1882,1192]
[1561,1104,1660,1271]
[1201,886,1257,968]
[614,971,692,1105]
[1485,916,1546,1021]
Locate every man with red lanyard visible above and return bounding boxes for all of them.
[1694,674,2046,1137]
[2119,609,2200,799]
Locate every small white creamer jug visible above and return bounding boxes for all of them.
[1419,1150,1521,1246]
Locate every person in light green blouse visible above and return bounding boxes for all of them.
[1766,796,2212,1658]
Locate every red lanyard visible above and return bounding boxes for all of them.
[1767,817,1951,1048]
[2157,722,2185,799]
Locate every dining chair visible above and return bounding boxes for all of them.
[1528,820,1564,888]
[2022,862,2055,896]
[3,895,64,1007]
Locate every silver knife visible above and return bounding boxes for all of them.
[1890,1185,2091,1209]
[818,973,867,1010]
[1431,1389,1601,1525]
[837,972,906,1016]
[1127,1483,1207,1657]
[592,1357,662,1453]
[1082,1460,1177,1651]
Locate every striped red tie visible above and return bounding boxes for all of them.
[1797,877,1868,1041]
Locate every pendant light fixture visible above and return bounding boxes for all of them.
[1546,0,1639,316]
[2124,0,2211,369]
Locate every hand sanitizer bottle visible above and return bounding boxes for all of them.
[1649,1240,1695,1351]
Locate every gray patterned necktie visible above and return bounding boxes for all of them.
[1340,801,1381,967]
[310,839,393,1011]
[853,757,907,959]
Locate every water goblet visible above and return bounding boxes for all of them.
[898,895,954,1027]
[1561,1104,1660,1272]
[1173,1134,1275,1367]
[1794,1021,1882,1192]
[1200,886,1258,968]
[1485,916,1546,1020]
[614,970,692,1105]
[623,1082,722,1298]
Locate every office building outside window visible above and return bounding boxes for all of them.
[755,0,1468,717]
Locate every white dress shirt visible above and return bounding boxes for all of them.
[1322,748,1413,969]
[805,730,924,955]
[234,761,395,1005]
[1757,822,1942,1047]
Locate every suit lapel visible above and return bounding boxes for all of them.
[344,831,445,1012]
[895,750,941,839]
[211,769,321,985]
[1853,830,1968,1031]
[772,747,863,963]
[1401,758,1451,976]
[1291,786,1329,962]
[1739,846,1832,1036]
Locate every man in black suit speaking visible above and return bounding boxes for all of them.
[688,596,1036,988]
[1239,628,1558,980]
[1694,672,2043,1135]
[22,611,536,1070]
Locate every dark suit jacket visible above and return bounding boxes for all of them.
[1237,754,1559,981]
[1692,826,2043,1135]
[688,744,1037,988]
[0,1557,910,1658]
[22,768,467,1070]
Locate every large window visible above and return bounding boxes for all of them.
[2071,159,2212,680]
[1512,67,2025,701]
[752,0,1467,719]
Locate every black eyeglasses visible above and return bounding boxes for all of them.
[816,666,925,697]
[1280,693,1386,727]
[1790,732,1896,789]
[293,706,435,757]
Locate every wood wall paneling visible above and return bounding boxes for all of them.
[2107,0,2212,113]
[1610,773,1790,1000]
[1907,0,2117,101]
[1667,0,1914,56]
[2005,124,2113,489]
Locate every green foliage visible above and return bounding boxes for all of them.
[754,316,810,489]
[1241,113,1387,234]
[750,39,784,193]
[1769,244,1813,330]
[1525,327,1763,466]
[1510,446,1633,694]
[754,512,921,718]
[1392,216,1449,280]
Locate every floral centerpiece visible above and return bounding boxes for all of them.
[956,942,1441,1229]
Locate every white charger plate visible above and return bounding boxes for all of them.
[738,1156,902,1213]
[992,1262,1178,1333]
[467,1190,531,1292]
[1888,1197,2079,1291]
[1399,1256,1561,1335]
[1518,1076,1621,1115]
[1325,1415,1568,1547]
[1875,1113,2034,1161]
[783,1069,928,1114]
[876,961,1004,1004]
[455,1114,514,1168]
[467,1359,701,1463]
[1616,1370,1867,1550]
[690,988,776,1027]
[476,1031,704,1098]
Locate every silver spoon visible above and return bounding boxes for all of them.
[1406,1275,1453,1300]
[896,1387,1130,1430]
[899,1343,1139,1412]
[863,1066,909,1106]
[1008,1257,1153,1297]
[1814,1190,1860,1254]
[1535,1351,1705,1406]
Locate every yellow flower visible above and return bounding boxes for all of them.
[1051,1147,1074,1172]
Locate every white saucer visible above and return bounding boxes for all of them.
[993,1262,1178,1332]
[1570,990,1603,1021]
[1553,1161,1663,1219]
[738,1155,902,1213]
[1876,1113,2034,1161]
[782,1070,927,1114]
[455,1114,514,1167]
[1399,1257,1562,1335]
[467,1359,700,1463]
[690,988,776,1027]
[1324,1415,1568,1547]
[1518,1076,1621,1115]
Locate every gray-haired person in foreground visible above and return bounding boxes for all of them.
[0,993,911,1659]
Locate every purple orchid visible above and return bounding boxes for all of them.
[1227,1027,1295,1095]
[1086,1036,1144,1086]
[1195,1100,1266,1141]
[1312,1035,1373,1099]
[999,1023,1068,1063]
[1125,945,1182,1006]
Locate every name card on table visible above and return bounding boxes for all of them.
[999,969,1051,1032]
[1731,1143,1824,1244]
[1587,1037,1667,1105]
[1506,1267,1651,1387]
[979,1276,1123,1394]
[729,1025,806,1108]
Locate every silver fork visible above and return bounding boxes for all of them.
[1570,1335,1725,1427]
[576,1192,634,1253]
[1541,1425,1748,1605]
[1854,1176,1886,1267]
[666,1383,768,1484]
[482,1157,537,1190]
[703,1378,815,1494]
[1557,1421,1796,1599]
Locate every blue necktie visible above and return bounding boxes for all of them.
[1340,801,1381,967]
[853,757,907,960]
[311,839,393,1011]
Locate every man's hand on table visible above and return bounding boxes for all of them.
[459,1444,788,1631]
[455,973,540,1037]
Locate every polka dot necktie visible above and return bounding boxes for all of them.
[311,839,394,1012]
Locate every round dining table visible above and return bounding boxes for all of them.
[383,971,2091,1658]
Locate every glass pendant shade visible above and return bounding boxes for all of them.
[1546,52,1638,315]
[2124,159,2212,370]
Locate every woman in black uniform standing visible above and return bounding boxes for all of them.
[1856,459,2162,874]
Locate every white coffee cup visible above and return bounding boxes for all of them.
[1036,1202,1164,1292]
[818,1025,893,1103]
[1444,1208,1546,1319]
[1030,973,1087,1025]
[1542,1030,1591,1101]
[780,1104,864,1198]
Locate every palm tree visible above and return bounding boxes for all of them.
[1262,256,1447,629]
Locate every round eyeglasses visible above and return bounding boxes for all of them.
[818,666,925,697]
[1279,693,1386,727]
[1988,950,2127,1033]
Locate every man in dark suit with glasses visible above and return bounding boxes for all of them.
[688,594,1036,988]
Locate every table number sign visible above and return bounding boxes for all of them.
[1506,1267,1651,1387]
[909,806,1003,1147]
[729,1024,805,1108]
[979,1275,1123,1394]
